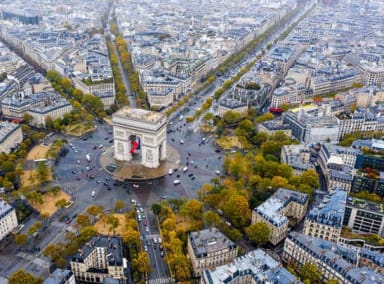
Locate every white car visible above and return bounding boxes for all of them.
[77,160,81,164]
[168,169,174,175]
[91,191,96,198]
[174,180,181,185]
[144,245,148,251]
[179,140,184,144]
[158,237,162,244]
[133,184,140,188]
[183,166,188,172]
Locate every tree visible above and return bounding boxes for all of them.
[55,198,69,210]
[180,199,203,220]
[8,270,42,284]
[327,280,339,284]
[43,243,64,262]
[223,195,251,227]
[122,227,140,246]
[169,254,191,281]
[151,203,162,216]
[36,162,50,184]
[87,205,104,222]
[279,103,290,112]
[76,214,92,228]
[203,211,221,227]
[246,223,270,246]
[23,113,34,124]
[133,252,152,274]
[15,234,28,247]
[79,226,97,242]
[300,169,319,189]
[105,214,120,235]
[223,111,241,124]
[271,176,289,189]
[114,200,125,212]
[299,263,321,283]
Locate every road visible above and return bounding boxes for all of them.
[106,5,136,108]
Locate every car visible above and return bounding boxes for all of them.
[143,220,148,226]
[109,139,114,143]
[93,146,97,150]
[72,170,77,174]
[158,237,162,244]
[179,140,184,144]
[146,239,151,246]
[160,251,164,257]
[174,179,181,185]
[168,169,174,175]
[89,175,95,179]
[91,191,96,198]
[145,227,150,233]
[131,199,137,204]
[161,195,168,200]
[133,184,139,188]
[96,180,101,184]
[108,131,113,134]
[183,166,188,172]
[77,160,81,164]
[144,245,148,251]
[216,170,220,175]
[159,245,164,251]
[104,137,109,140]
[153,238,158,244]
[107,186,112,191]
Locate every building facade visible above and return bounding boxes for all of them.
[187,227,238,277]
[43,269,75,284]
[303,188,347,242]
[283,232,384,284]
[0,200,18,241]
[70,236,127,283]
[0,121,23,154]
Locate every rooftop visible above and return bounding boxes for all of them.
[287,232,384,284]
[254,188,308,227]
[43,269,73,284]
[306,188,347,228]
[113,107,166,124]
[346,197,384,215]
[71,235,123,267]
[203,249,301,284]
[189,227,236,258]
[0,122,21,144]
[0,200,14,218]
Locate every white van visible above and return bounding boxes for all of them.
[91,191,96,198]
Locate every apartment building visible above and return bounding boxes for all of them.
[257,120,292,137]
[0,121,23,154]
[283,232,384,284]
[1,91,72,127]
[343,197,384,236]
[0,200,18,241]
[252,188,309,245]
[283,110,340,144]
[280,144,315,176]
[70,236,127,283]
[217,99,248,117]
[303,188,347,242]
[187,227,238,277]
[43,269,75,284]
[201,249,302,284]
[72,78,115,109]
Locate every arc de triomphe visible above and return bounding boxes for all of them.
[112,107,167,168]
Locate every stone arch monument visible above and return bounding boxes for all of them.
[112,107,167,168]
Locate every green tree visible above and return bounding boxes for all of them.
[180,199,203,220]
[8,270,42,284]
[246,222,270,246]
[151,203,162,216]
[299,263,321,284]
[327,280,339,284]
[23,113,34,124]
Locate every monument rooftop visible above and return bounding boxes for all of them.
[113,107,165,125]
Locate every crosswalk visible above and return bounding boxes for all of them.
[148,278,173,284]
